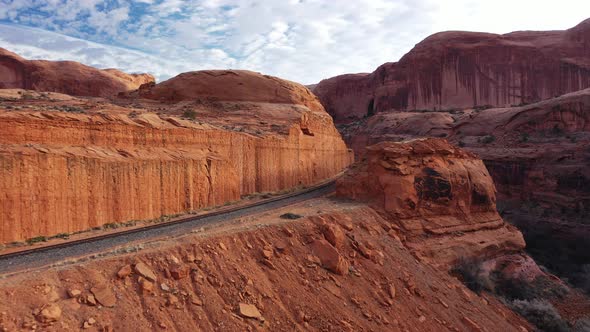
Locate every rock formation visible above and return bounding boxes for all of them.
[0,48,154,97]
[336,138,525,266]
[0,70,353,244]
[314,18,590,124]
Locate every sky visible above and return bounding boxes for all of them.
[0,1,589,84]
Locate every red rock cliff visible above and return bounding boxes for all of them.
[315,18,590,124]
[0,71,353,244]
[337,138,525,266]
[0,48,155,97]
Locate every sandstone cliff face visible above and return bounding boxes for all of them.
[0,71,352,244]
[315,18,590,124]
[0,48,155,97]
[336,138,525,266]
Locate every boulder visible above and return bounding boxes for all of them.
[36,304,61,323]
[310,240,349,275]
[134,263,157,282]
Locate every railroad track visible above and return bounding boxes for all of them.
[0,178,338,275]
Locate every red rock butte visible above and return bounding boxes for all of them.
[337,138,525,265]
[314,18,590,124]
[0,48,155,97]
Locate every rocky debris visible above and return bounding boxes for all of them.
[67,289,82,298]
[261,249,273,260]
[274,240,288,252]
[311,239,349,275]
[166,294,179,307]
[91,285,117,307]
[117,265,132,279]
[462,316,483,332]
[134,263,157,282]
[321,223,346,248]
[138,277,154,292]
[238,303,262,320]
[387,283,396,299]
[36,303,61,323]
[85,294,97,306]
[170,265,189,280]
[83,317,96,329]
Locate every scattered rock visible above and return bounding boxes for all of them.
[311,239,349,275]
[462,316,483,332]
[218,242,227,251]
[91,285,117,307]
[387,283,396,299]
[322,224,346,248]
[36,303,61,323]
[262,249,273,259]
[86,294,97,306]
[117,265,132,279]
[160,283,170,292]
[134,262,157,282]
[67,289,82,298]
[166,294,179,306]
[238,303,262,319]
[139,277,154,292]
[274,240,288,252]
[170,265,189,280]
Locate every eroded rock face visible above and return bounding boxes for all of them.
[0,48,154,97]
[0,70,353,243]
[315,18,590,124]
[337,138,525,265]
[131,70,325,112]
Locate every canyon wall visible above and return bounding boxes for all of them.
[315,18,590,124]
[0,70,353,244]
[0,48,154,97]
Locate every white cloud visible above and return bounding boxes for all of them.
[0,0,589,84]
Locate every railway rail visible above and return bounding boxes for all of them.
[0,178,338,275]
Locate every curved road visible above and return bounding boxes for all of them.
[0,181,336,275]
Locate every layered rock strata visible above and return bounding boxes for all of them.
[315,18,590,124]
[0,70,353,243]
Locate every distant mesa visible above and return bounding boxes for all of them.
[0,47,154,98]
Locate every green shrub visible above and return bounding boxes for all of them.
[182,109,197,120]
[519,132,530,142]
[280,213,303,220]
[508,299,569,332]
[26,236,47,245]
[451,257,492,294]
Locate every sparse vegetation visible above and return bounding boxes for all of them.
[450,257,491,294]
[508,299,569,332]
[519,132,530,142]
[280,213,303,220]
[182,109,197,120]
[26,236,48,245]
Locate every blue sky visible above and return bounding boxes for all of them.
[1,0,589,84]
